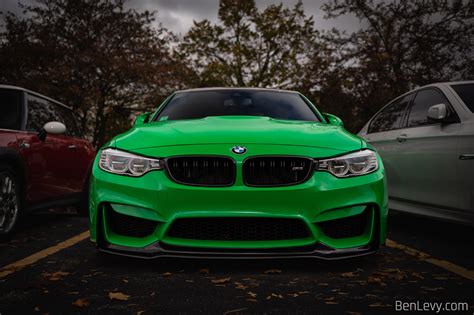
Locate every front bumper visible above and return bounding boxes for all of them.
[89,144,388,259]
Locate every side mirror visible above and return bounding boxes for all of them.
[39,121,66,141]
[427,103,447,122]
[323,113,344,127]
[134,112,151,126]
[44,121,66,134]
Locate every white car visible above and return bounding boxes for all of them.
[359,81,474,224]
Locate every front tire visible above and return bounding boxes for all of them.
[0,165,22,236]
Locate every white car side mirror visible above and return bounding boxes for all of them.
[427,103,447,121]
[43,121,66,135]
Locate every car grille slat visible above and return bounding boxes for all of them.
[243,157,313,186]
[167,218,310,241]
[166,156,235,186]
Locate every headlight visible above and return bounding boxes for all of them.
[316,150,378,178]
[99,148,163,176]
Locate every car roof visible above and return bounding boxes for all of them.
[413,80,474,91]
[0,84,72,110]
[381,80,474,104]
[176,87,298,94]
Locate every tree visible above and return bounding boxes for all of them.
[0,0,189,146]
[179,0,317,89]
[320,0,474,129]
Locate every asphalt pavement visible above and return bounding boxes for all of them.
[0,208,473,314]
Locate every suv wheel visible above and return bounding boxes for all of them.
[0,165,21,236]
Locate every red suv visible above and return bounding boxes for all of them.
[0,85,95,236]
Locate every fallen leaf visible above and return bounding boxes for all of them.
[122,279,129,283]
[211,277,231,284]
[235,283,248,290]
[267,293,283,299]
[199,268,209,274]
[287,293,299,297]
[42,271,70,281]
[341,271,356,278]
[247,291,257,298]
[264,269,282,274]
[136,311,145,315]
[367,276,386,286]
[162,272,172,277]
[411,272,425,280]
[72,298,90,307]
[108,292,130,301]
[246,299,257,302]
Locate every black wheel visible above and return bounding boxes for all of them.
[0,165,21,236]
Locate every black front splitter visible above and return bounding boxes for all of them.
[97,241,379,260]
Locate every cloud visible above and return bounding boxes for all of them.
[0,0,362,34]
[135,0,362,33]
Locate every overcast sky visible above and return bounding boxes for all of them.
[0,0,362,34]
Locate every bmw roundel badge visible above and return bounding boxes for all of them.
[231,146,247,154]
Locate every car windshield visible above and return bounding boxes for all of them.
[154,89,321,122]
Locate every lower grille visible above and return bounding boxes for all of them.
[167,218,310,241]
[166,156,235,186]
[108,207,158,238]
[318,208,370,239]
[243,156,314,186]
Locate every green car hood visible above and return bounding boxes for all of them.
[113,116,362,151]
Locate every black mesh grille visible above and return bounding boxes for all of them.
[243,156,314,186]
[167,218,310,241]
[166,156,235,186]
[108,208,158,238]
[318,209,370,239]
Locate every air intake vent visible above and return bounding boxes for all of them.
[243,156,314,186]
[167,217,310,241]
[108,206,158,238]
[318,209,370,239]
[166,156,235,186]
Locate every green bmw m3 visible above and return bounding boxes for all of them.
[89,88,387,259]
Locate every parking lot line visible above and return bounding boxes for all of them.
[0,232,472,281]
[386,239,474,281]
[0,230,90,279]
